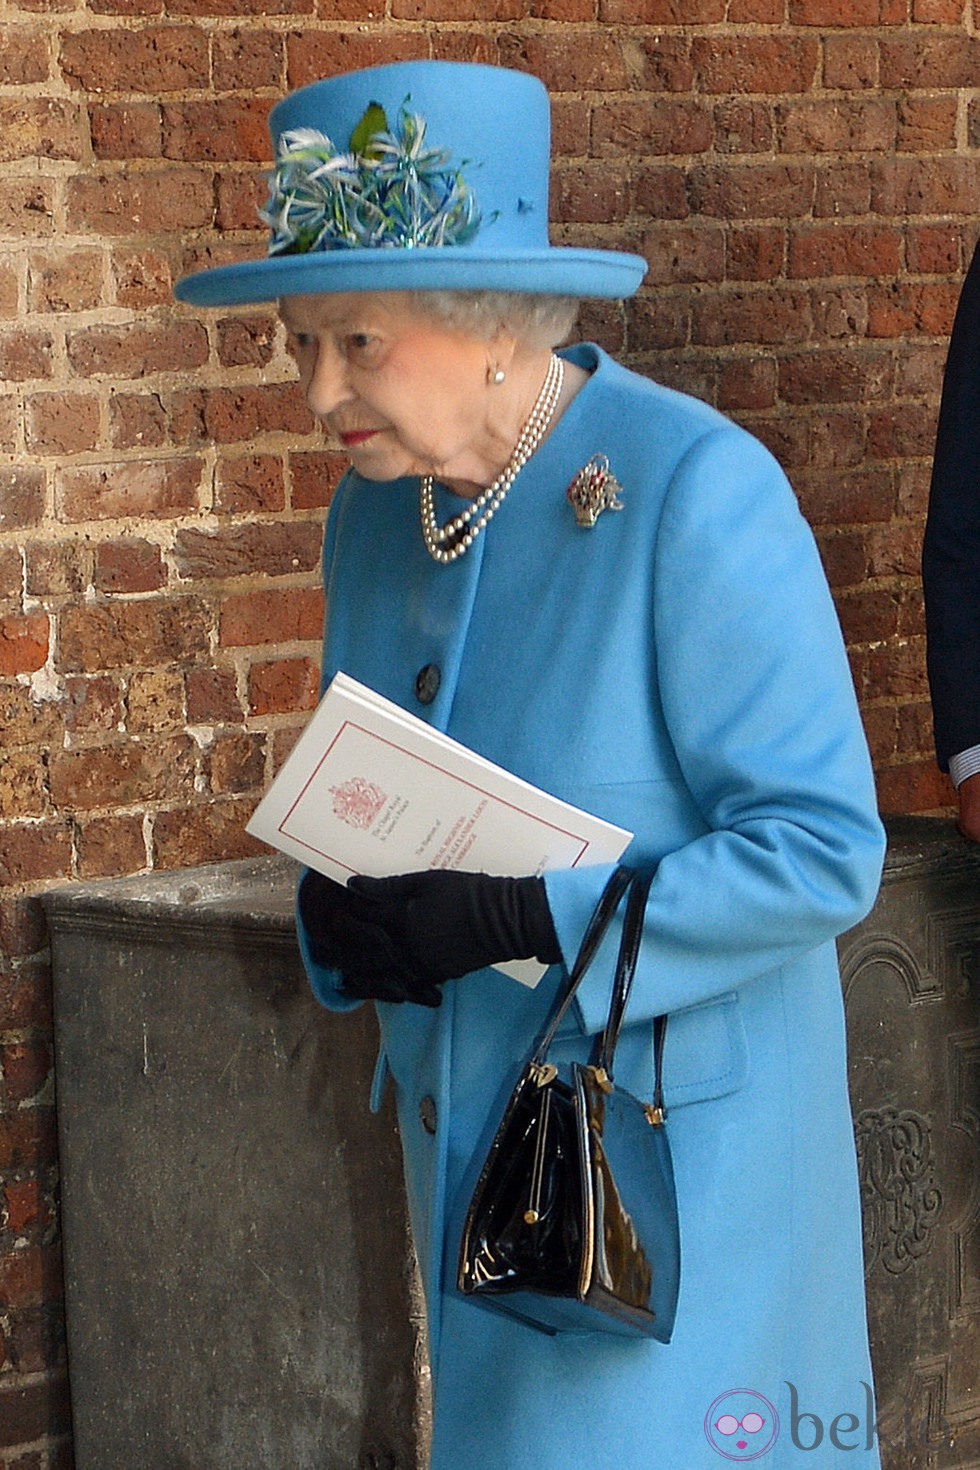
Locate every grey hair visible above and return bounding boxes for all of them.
[405,290,580,349]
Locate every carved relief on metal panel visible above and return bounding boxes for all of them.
[855,1105,943,1275]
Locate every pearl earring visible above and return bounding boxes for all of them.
[489,366,506,385]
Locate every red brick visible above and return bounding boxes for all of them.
[75,814,148,880]
[712,100,774,154]
[1,1041,52,1106]
[0,751,47,821]
[725,227,786,282]
[57,459,203,522]
[213,29,284,91]
[867,403,941,460]
[151,797,263,869]
[814,161,872,218]
[248,656,319,715]
[185,667,242,724]
[109,392,168,450]
[0,468,45,530]
[0,1369,70,1446]
[0,99,83,163]
[779,349,893,404]
[877,759,951,815]
[215,170,269,233]
[871,156,978,218]
[63,675,124,734]
[393,0,521,16]
[600,0,721,14]
[28,249,103,314]
[592,100,712,158]
[810,286,870,339]
[631,166,690,221]
[4,1179,51,1236]
[219,586,323,647]
[728,0,783,17]
[551,165,629,226]
[0,896,48,966]
[640,224,726,285]
[24,542,88,599]
[162,99,271,163]
[206,731,266,793]
[0,616,48,677]
[24,394,100,456]
[495,32,635,90]
[0,331,53,383]
[290,450,346,510]
[0,29,49,83]
[866,281,959,338]
[59,26,209,92]
[906,225,963,276]
[66,322,208,379]
[693,288,813,346]
[836,587,900,647]
[791,0,898,19]
[173,521,323,580]
[216,315,276,369]
[718,356,777,411]
[0,548,22,607]
[125,669,185,732]
[48,738,196,810]
[0,823,71,886]
[57,599,211,673]
[427,31,498,64]
[94,540,166,594]
[286,31,429,89]
[880,34,980,87]
[89,102,162,160]
[0,688,63,751]
[214,455,285,514]
[0,396,18,451]
[691,35,819,94]
[788,223,902,280]
[777,98,895,154]
[172,383,316,445]
[112,249,173,309]
[687,163,814,220]
[897,96,958,153]
[0,181,54,239]
[823,35,878,89]
[66,170,213,237]
[625,294,690,352]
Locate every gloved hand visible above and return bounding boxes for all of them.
[345,869,562,1001]
[297,869,441,1006]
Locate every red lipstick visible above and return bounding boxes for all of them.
[338,429,379,447]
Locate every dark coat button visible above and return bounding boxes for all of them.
[415,664,441,705]
[419,1095,437,1135]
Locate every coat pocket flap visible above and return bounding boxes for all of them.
[661,992,748,1108]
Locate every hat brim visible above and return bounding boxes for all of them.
[174,246,647,307]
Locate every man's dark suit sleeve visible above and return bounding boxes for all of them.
[922,239,980,772]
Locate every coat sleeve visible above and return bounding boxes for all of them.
[544,425,886,1035]
[922,239,980,771]
[295,471,364,1015]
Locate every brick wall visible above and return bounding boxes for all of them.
[1,2,976,1462]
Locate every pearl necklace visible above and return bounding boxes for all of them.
[419,353,565,565]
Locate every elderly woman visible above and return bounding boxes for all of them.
[177,60,885,1469]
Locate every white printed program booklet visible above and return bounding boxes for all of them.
[246,672,633,986]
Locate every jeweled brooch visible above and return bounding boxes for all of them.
[566,454,624,528]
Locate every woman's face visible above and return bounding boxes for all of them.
[279,291,509,487]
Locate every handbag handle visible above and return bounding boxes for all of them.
[531,865,669,1121]
[531,864,633,1063]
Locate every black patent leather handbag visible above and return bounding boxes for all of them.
[457,866,680,1341]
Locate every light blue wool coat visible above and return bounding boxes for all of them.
[298,345,887,1469]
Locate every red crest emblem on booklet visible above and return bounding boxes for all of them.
[329,776,387,830]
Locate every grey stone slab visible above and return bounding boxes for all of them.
[44,856,426,1470]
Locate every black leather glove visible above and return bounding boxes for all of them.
[345,869,562,1000]
[297,869,441,1006]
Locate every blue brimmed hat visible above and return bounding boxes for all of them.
[174,61,647,307]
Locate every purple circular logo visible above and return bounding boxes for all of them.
[705,1389,780,1461]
